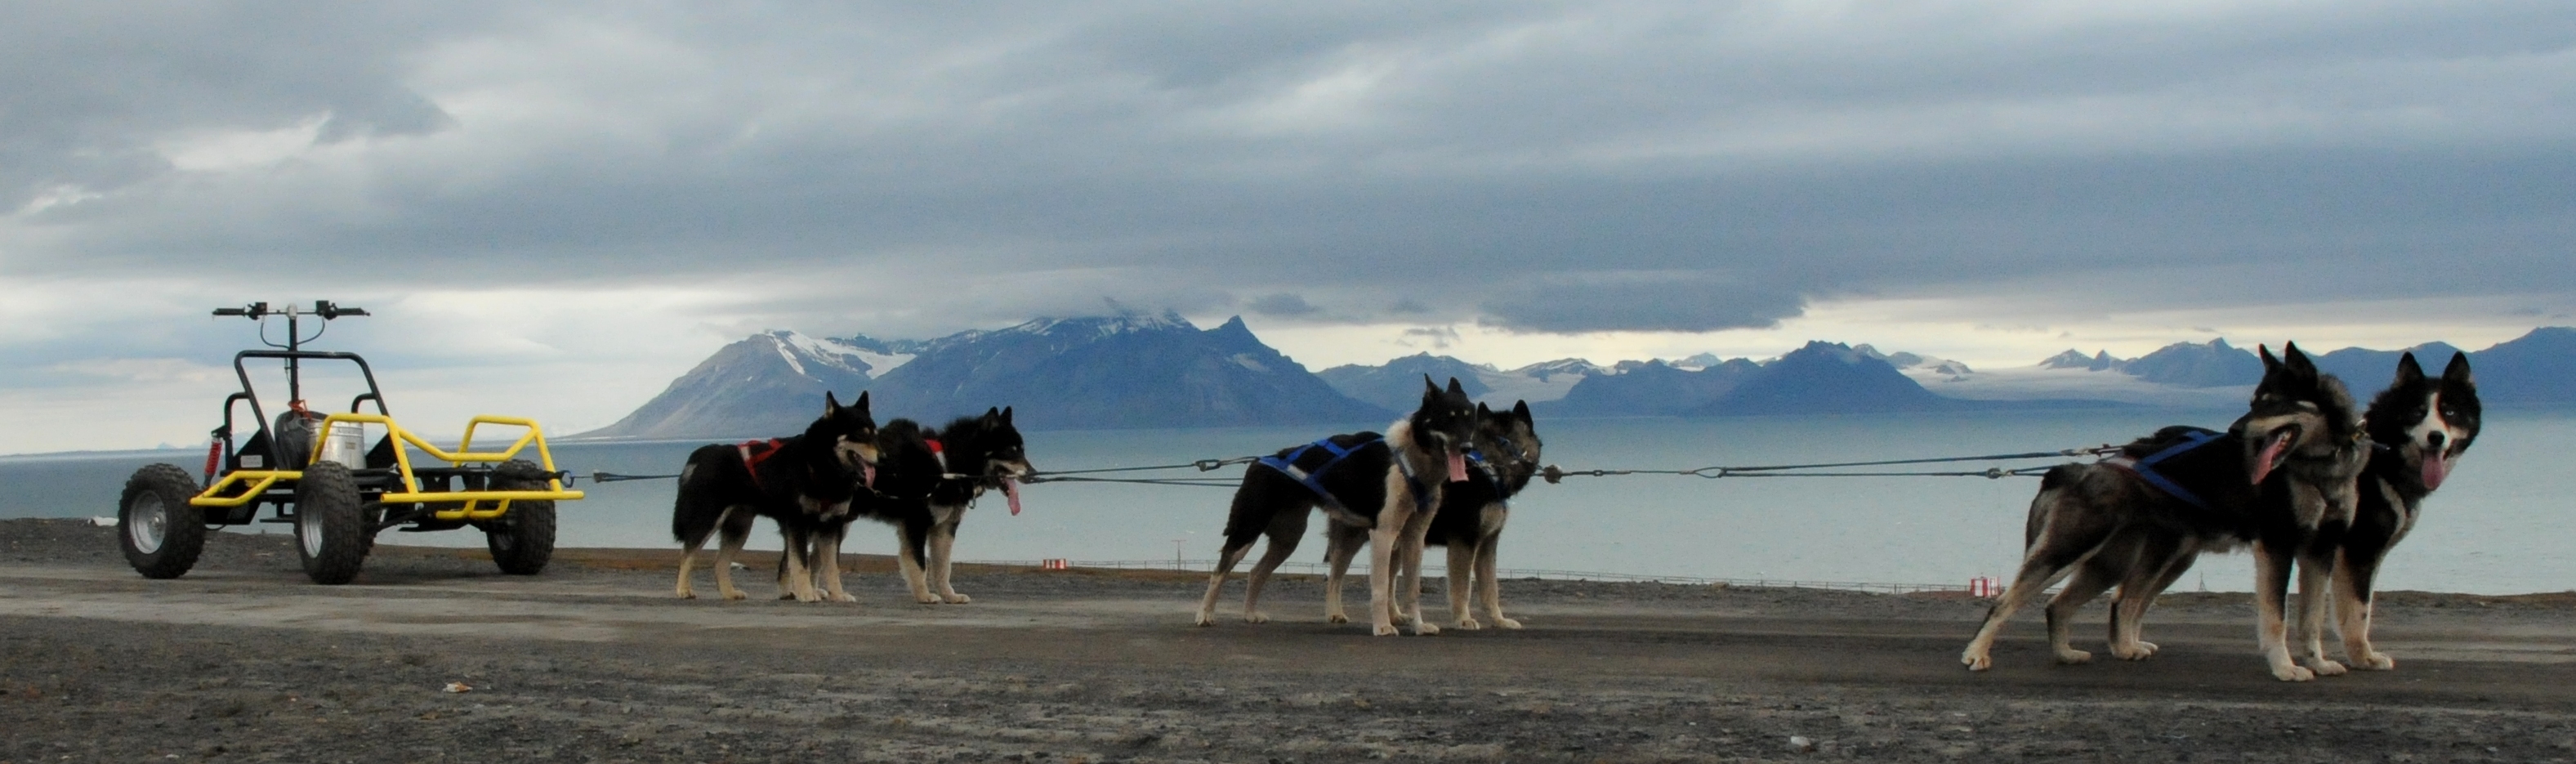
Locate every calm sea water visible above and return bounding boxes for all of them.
[6,409,2569,594]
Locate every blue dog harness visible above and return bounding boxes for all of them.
[2105,427,2223,512]
[1255,434,1438,521]
[1461,449,1507,494]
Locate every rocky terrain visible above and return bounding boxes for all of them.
[7,518,2576,763]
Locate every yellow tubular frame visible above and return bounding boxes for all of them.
[190,413,584,521]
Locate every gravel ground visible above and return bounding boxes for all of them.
[7,517,2576,763]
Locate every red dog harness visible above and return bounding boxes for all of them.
[738,439,787,491]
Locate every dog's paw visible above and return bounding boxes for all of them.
[1372,623,1400,637]
[913,593,942,605]
[829,592,857,604]
[1244,611,1270,624]
[1412,620,1440,636]
[1493,616,1523,630]
[676,588,696,600]
[942,592,973,605]
[794,591,823,603]
[1193,612,1217,627]
[721,588,748,601]
[2354,650,2395,671]
[1326,612,1350,624]
[2109,642,2156,661]
[2054,647,2094,665]
[2270,663,2316,682]
[1962,650,1993,672]
[778,592,797,601]
[2304,657,2349,677]
[1455,617,1483,631]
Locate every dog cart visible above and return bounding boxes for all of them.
[115,302,584,584]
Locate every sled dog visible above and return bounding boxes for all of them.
[1317,400,1542,630]
[671,391,878,602]
[1195,377,1478,636]
[2079,351,2481,674]
[822,408,1032,604]
[1961,343,2369,681]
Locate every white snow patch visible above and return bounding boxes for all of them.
[1476,369,1586,404]
[851,351,913,378]
[770,335,808,377]
[1230,353,1270,373]
[775,331,914,378]
[1919,366,2252,408]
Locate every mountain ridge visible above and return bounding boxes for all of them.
[586,323,2576,438]
[578,314,1391,440]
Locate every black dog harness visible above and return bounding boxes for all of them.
[2102,427,2222,512]
[1255,434,1437,521]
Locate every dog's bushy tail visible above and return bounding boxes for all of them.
[2024,464,2083,547]
[671,445,730,544]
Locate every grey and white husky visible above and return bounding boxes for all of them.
[1962,343,2370,681]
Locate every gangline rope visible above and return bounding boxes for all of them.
[585,445,2118,487]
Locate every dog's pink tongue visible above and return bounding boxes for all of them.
[1447,451,1469,483]
[861,462,877,489]
[2251,430,2293,485]
[1004,479,1022,516]
[2422,453,2451,490]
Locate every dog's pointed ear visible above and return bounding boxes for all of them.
[1476,402,1493,419]
[1445,377,1467,397]
[855,391,870,413]
[825,391,843,417]
[1422,374,1440,396]
[2444,351,2476,386]
[2282,341,2319,382]
[2259,344,2281,372]
[1000,406,1013,424]
[2394,352,2426,387]
[1513,400,1533,422]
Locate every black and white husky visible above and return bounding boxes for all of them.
[1317,400,1542,630]
[821,408,1032,604]
[2315,351,2478,672]
[1962,343,2371,681]
[1194,378,1478,637]
[671,391,878,602]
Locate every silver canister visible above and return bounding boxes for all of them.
[315,421,366,468]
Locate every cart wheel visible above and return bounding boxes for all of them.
[294,461,368,585]
[119,463,207,579]
[483,459,556,575]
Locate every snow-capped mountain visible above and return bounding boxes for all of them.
[580,331,895,440]
[580,313,1389,439]
[1690,342,1971,416]
[1542,359,1761,416]
[1313,355,1612,411]
[2040,350,2126,372]
[859,311,1389,430]
[1855,343,1975,379]
[1960,328,2575,407]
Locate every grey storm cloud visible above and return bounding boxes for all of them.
[2,1,2574,334]
[1479,271,1810,333]
[1247,293,1322,316]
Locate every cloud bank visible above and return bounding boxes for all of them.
[2,1,2571,449]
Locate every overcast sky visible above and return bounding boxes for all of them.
[4,1,2572,452]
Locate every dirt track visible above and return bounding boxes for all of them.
[7,518,2576,763]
